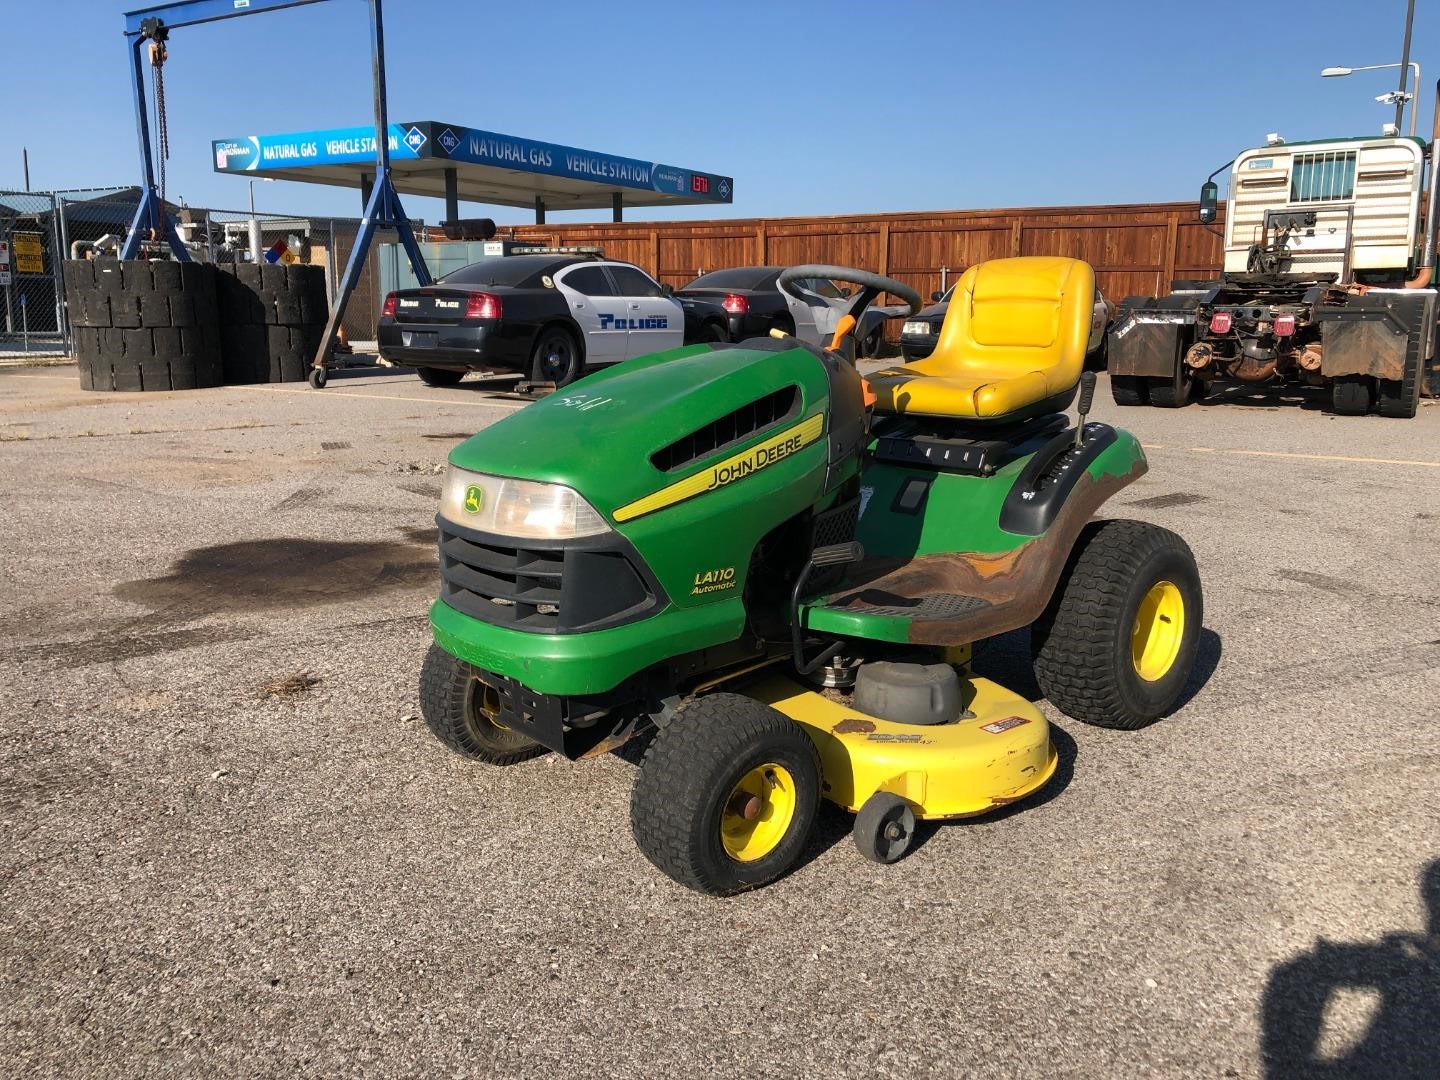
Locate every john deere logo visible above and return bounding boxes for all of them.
[463,485,484,514]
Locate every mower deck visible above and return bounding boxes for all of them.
[747,673,1056,820]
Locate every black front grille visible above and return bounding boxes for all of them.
[437,520,665,634]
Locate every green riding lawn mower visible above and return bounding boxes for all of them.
[419,256,1204,896]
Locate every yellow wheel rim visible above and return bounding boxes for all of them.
[1131,580,1185,682]
[720,763,797,863]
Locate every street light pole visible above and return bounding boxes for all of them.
[1396,0,1416,133]
[1321,61,1423,136]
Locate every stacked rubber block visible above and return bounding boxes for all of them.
[65,260,223,392]
[214,263,329,384]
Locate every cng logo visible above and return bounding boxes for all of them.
[403,126,427,153]
[463,485,484,514]
[437,128,461,155]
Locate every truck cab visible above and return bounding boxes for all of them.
[1219,137,1427,282]
[1107,132,1439,418]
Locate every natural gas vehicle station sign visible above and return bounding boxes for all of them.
[212,122,732,212]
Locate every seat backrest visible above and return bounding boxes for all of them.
[916,256,1095,392]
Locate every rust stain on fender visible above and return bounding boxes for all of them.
[824,463,1145,646]
[832,718,877,734]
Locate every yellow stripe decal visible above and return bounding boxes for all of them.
[614,413,825,523]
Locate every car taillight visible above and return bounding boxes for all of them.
[382,293,397,318]
[1274,314,1296,337]
[465,292,502,319]
[1209,311,1233,334]
[722,293,749,315]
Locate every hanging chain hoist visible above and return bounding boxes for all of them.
[141,19,171,236]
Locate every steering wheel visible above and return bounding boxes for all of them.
[779,262,921,317]
[775,265,922,358]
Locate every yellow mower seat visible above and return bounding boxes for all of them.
[870,256,1095,422]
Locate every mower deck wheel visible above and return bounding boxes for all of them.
[630,693,820,896]
[853,792,918,865]
[418,644,546,765]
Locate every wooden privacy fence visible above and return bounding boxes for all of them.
[506,201,1225,308]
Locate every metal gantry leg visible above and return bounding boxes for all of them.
[307,0,431,387]
[117,0,433,389]
[121,32,190,262]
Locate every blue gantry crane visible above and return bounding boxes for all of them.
[120,0,432,387]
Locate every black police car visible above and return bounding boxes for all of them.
[379,254,710,388]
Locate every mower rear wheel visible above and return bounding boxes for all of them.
[1031,520,1202,730]
[630,693,820,895]
[418,644,546,765]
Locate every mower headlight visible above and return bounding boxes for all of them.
[902,320,935,337]
[439,465,611,539]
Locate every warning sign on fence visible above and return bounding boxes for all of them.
[11,232,43,274]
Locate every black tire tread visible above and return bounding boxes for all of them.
[1148,373,1191,408]
[530,324,583,387]
[1376,326,1423,418]
[417,366,465,387]
[1111,375,1148,406]
[630,693,819,895]
[1031,519,1201,730]
[1330,375,1371,416]
[418,644,545,766]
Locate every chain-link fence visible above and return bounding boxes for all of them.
[0,187,422,359]
[0,190,66,357]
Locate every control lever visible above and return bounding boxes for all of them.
[1074,371,1097,449]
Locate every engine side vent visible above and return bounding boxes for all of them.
[650,385,801,473]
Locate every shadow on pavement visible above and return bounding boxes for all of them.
[973,625,1222,718]
[1260,859,1440,1078]
[1196,380,1328,412]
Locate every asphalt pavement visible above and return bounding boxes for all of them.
[2,364,1437,1078]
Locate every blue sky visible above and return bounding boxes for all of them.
[3,0,1434,224]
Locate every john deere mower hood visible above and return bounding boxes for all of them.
[447,342,842,521]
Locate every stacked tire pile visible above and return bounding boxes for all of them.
[214,263,329,384]
[65,260,222,392]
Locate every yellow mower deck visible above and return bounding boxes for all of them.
[747,674,1057,821]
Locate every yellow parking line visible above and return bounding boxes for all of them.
[254,385,528,409]
[1145,444,1440,469]
[3,374,77,381]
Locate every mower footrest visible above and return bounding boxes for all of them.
[831,592,991,620]
[801,590,993,646]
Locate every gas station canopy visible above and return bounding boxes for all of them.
[211,121,733,218]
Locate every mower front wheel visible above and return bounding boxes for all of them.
[1031,520,1202,730]
[418,644,546,765]
[630,693,820,896]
